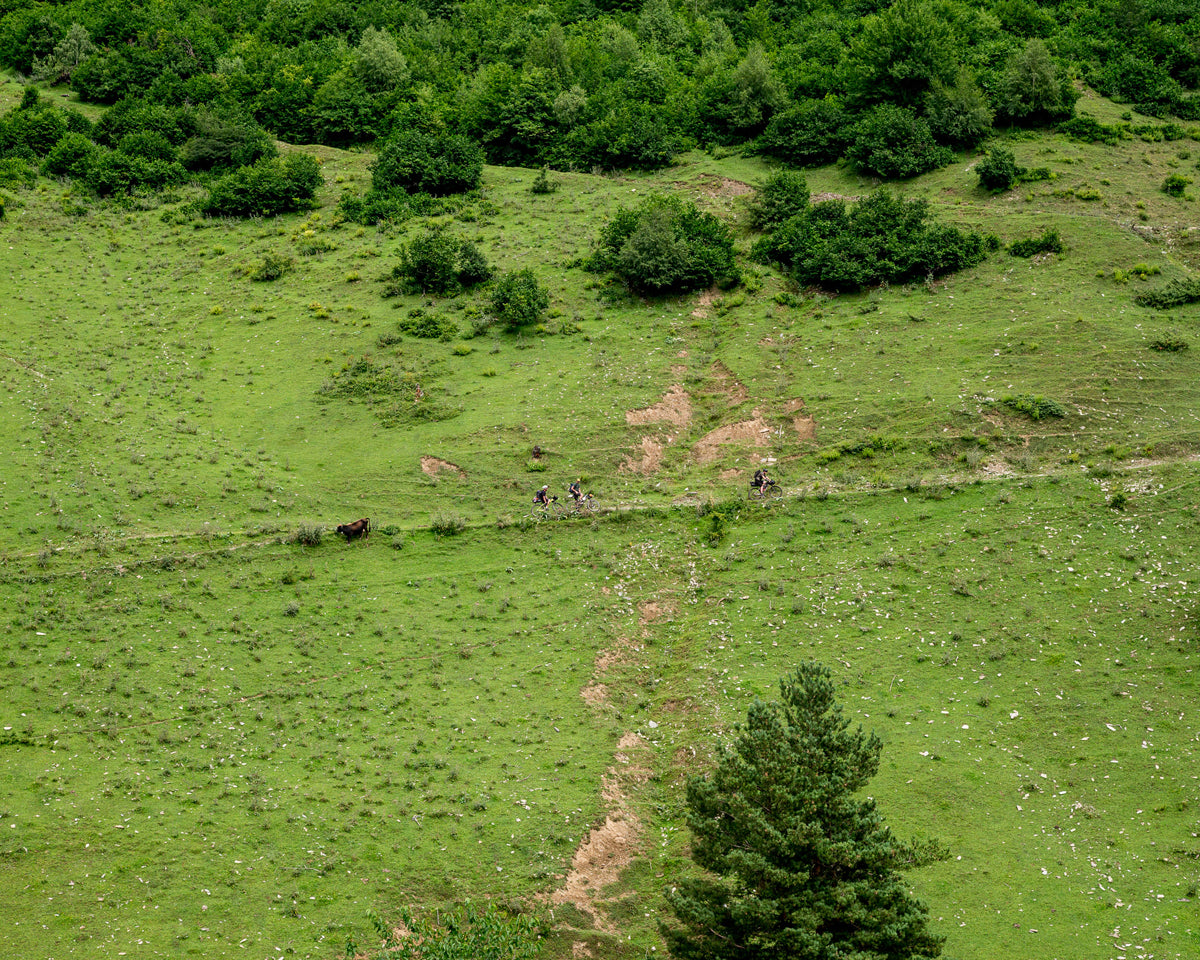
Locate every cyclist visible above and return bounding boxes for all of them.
[567,479,583,502]
[752,468,773,492]
[534,484,551,506]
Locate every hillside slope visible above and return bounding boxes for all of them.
[1,73,1199,959]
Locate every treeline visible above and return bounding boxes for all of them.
[1,0,1198,175]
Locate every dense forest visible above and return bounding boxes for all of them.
[1,0,1198,182]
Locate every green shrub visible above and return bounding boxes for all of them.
[179,113,276,173]
[83,149,187,195]
[202,153,322,218]
[556,104,682,171]
[846,104,954,180]
[530,166,559,194]
[290,523,323,546]
[925,71,993,147]
[92,99,184,149]
[250,252,293,281]
[704,512,728,547]
[31,22,95,85]
[430,513,467,537]
[488,269,550,329]
[395,309,458,341]
[70,48,133,104]
[1059,115,1124,145]
[753,191,996,293]
[318,356,422,401]
[1135,277,1200,309]
[372,130,483,196]
[1162,174,1190,198]
[590,194,740,295]
[0,107,66,160]
[0,158,35,188]
[1008,229,1063,258]
[976,148,1022,192]
[386,229,493,296]
[41,132,97,179]
[754,97,850,167]
[393,228,460,294]
[996,39,1078,123]
[748,170,809,231]
[1002,394,1066,420]
[1148,331,1188,352]
[456,240,492,287]
[117,130,177,163]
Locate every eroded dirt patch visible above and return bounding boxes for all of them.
[420,456,464,477]
[638,598,677,628]
[793,415,816,439]
[620,436,664,474]
[549,734,651,929]
[691,288,719,319]
[693,414,771,464]
[580,682,609,707]
[626,384,692,429]
[594,636,636,675]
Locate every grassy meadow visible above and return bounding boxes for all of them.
[2,72,1200,958]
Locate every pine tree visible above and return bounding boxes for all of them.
[663,662,945,960]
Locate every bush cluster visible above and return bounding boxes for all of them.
[1162,174,1190,198]
[753,191,998,293]
[488,269,550,329]
[1008,230,1064,258]
[1134,277,1200,309]
[386,309,459,341]
[1002,395,1066,420]
[2,0,1192,193]
[845,104,954,179]
[372,130,483,197]
[1,90,281,201]
[590,194,740,295]
[747,170,809,231]
[202,153,322,218]
[385,228,491,296]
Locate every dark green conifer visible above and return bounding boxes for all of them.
[663,662,945,960]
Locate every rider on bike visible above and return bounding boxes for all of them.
[567,479,583,502]
[534,484,551,505]
[752,468,773,492]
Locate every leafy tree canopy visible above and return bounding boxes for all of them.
[372,129,484,196]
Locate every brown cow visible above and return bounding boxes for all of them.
[336,518,370,541]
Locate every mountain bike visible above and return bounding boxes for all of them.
[749,481,783,501]
[569,493,599,516]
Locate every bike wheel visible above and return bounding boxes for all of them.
[530,504,548,520]
[764,484,783,500]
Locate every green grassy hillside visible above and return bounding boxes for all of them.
[2,72,1200,959]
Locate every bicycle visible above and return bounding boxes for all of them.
[748,481,783,502]
[530,495,560,520]
[569,493,599,516]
